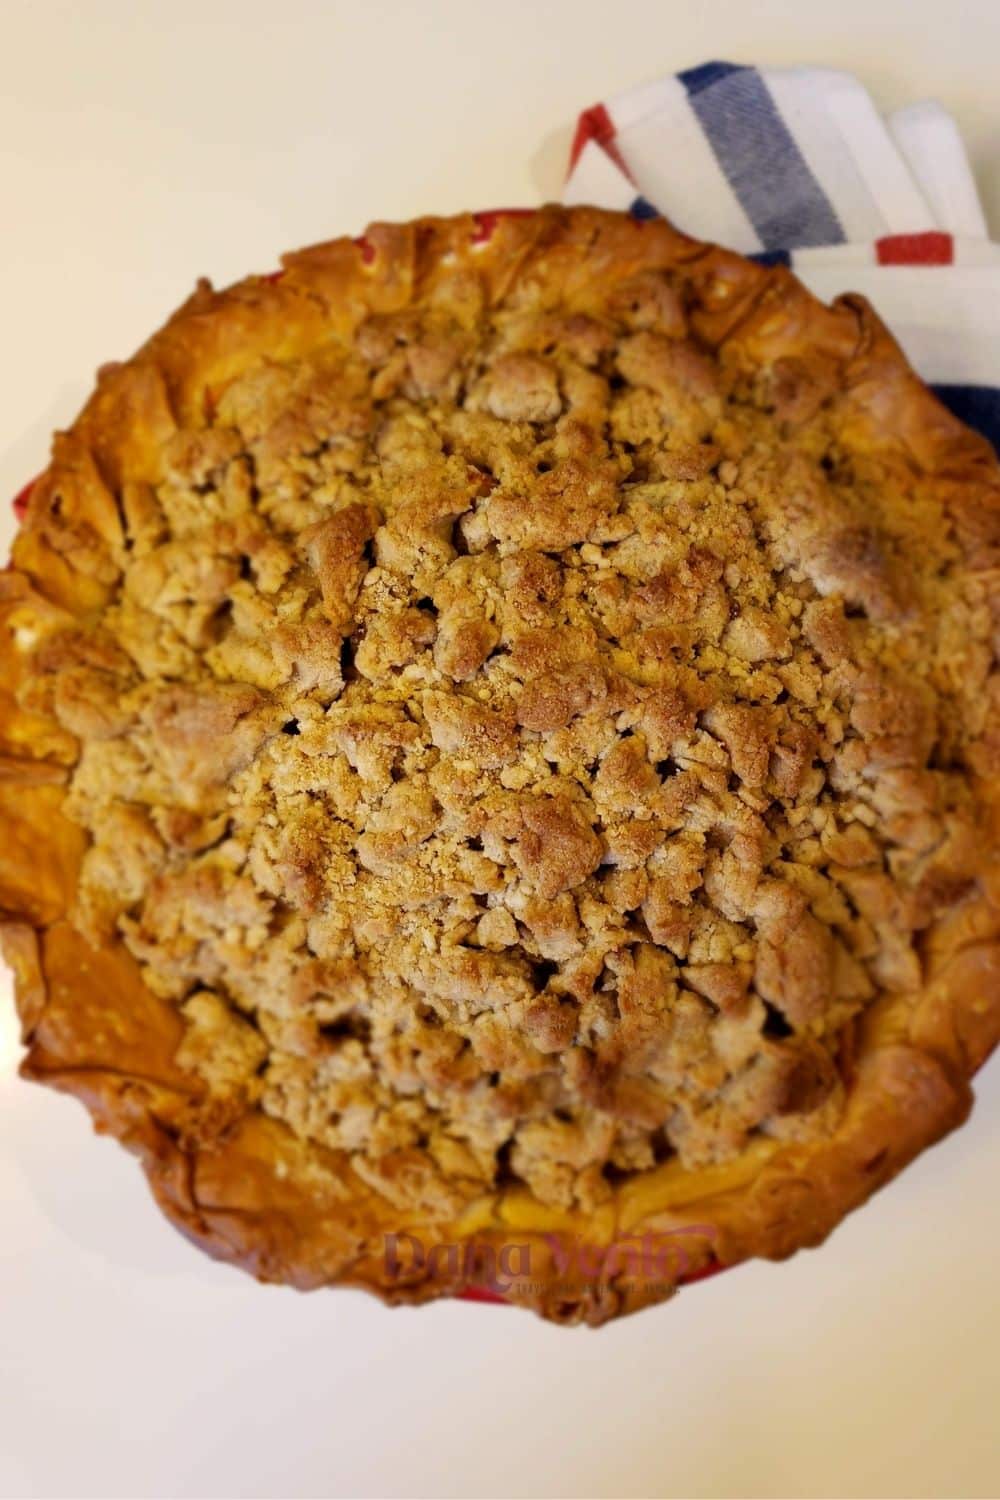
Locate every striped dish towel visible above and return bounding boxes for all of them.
[563,60,1000,449]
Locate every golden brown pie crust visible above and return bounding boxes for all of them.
[3,206,1000,1325]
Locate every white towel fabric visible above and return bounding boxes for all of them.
[887,100,989,239]
[561,62,1000,449]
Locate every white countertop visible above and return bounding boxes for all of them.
[2,3,999,1496]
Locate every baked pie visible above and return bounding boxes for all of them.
[3,206,999,1326]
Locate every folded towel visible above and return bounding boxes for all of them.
[562,61,1000,450]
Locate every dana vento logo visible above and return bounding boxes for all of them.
[383,1225,718,1295]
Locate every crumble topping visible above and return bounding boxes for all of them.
[25,251,993,1220]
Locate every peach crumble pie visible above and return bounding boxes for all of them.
[2,206,999,1324]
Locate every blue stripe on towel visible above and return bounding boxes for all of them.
[678,60,745,96]
[932,385,1000,455]
[748,249,791,267]
[678,61,844,251]
[629,195,662,221]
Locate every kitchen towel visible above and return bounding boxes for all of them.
[562,60,1000,448]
